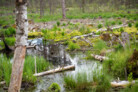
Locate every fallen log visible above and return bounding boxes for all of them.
[73,24,127,39]
[73,33,99,39]
[111,80,136,88]
[97,24,128,32]
[0,81,6,85]
[27,45,35,49]
[91,54,108,61]
[34,65,75,77]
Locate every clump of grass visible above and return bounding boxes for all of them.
[97,24,103,29]
[23,56,51,83]
[64,70,111,92]
[48,83,61,92]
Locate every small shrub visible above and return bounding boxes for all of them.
[98,24,103,29]
[111,21,116,25]
[57,21,60,26]
[118,21,122,25]
[120,27,124,32]
[48,83,61,92]
[135,22,138,29]
[62,23,66,26]
[128,72,133,82]
[61,31,65,36]
[128,23,132,27]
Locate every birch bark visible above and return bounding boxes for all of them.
[8,0,28,92]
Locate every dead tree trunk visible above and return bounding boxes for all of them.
[82,0,85,13]
[40,0,44,17]
[62,0,66,19]
[8,0,28,92]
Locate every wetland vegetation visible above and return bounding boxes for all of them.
[0,0,138,92]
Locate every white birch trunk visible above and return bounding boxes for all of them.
[8,0,28,92]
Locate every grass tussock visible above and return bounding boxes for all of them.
[64,70,111,92]
[0,55,51,86]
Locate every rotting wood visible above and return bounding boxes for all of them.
[111,80,136,88]
[34,65,75,77]
[91,54,109,61]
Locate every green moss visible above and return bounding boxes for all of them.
[67,41,80,51]
[5,37,15,46]
[28,32,43,38]
[48,83,61,92]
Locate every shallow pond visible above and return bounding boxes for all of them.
[26,51,101,92]
[0,45,101,92]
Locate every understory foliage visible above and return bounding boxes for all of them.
[0,55,51,86]
[103,44,138,78]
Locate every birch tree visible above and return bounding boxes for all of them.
[62,0,66,19]
[8,0,28,92]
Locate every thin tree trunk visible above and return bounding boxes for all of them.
[8,0,28,92]
[49,0,52,14]
[82,0,85,13]
[40,0,44,17]
[62,0,66,19]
